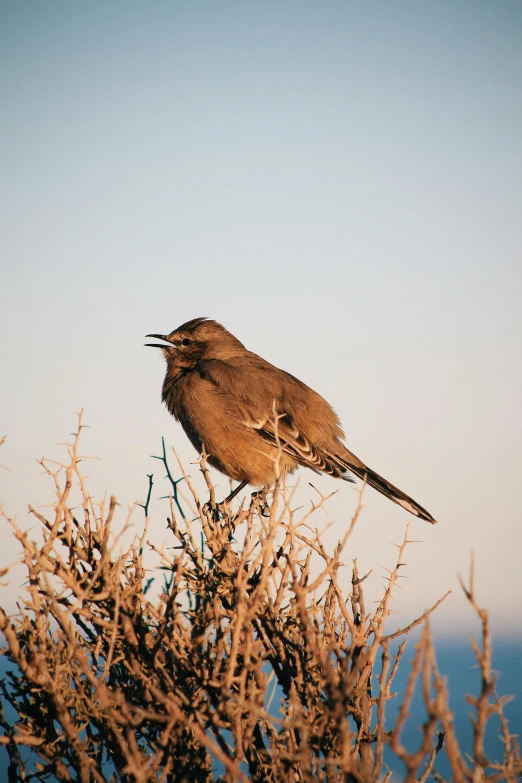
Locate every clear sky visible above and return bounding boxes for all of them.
[1,1,521,636]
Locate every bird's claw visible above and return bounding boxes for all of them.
[202,498,236,523]
[251,489,271,517]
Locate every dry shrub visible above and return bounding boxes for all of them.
[0,414,520,783]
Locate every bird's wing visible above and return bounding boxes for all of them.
[245,408,355,480]
[198,358,354,480]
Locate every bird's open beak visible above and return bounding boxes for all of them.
[145,334,175,348]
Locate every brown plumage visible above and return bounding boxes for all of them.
[146,317,437,523]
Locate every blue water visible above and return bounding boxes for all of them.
[1,638,520,779]
[381,637,521,779]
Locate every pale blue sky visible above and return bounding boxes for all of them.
[1,2,521,634]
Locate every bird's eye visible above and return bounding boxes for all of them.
[181,338,192,347]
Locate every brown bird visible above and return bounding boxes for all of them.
[146,317,436,524]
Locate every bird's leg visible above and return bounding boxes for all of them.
[202,480,249,528]
[205,481,271,522]
[223,480,249,505]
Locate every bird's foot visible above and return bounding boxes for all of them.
[203,499,228,522]
[250,489,271,517]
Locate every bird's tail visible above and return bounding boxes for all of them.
[336,448,437,524]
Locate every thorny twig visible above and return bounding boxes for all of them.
[0,416,519,783]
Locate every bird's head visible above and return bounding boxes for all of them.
[145,317,246,372]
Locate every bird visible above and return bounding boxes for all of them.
[146,317,437,524]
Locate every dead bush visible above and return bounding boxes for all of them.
[0,414,520,782]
